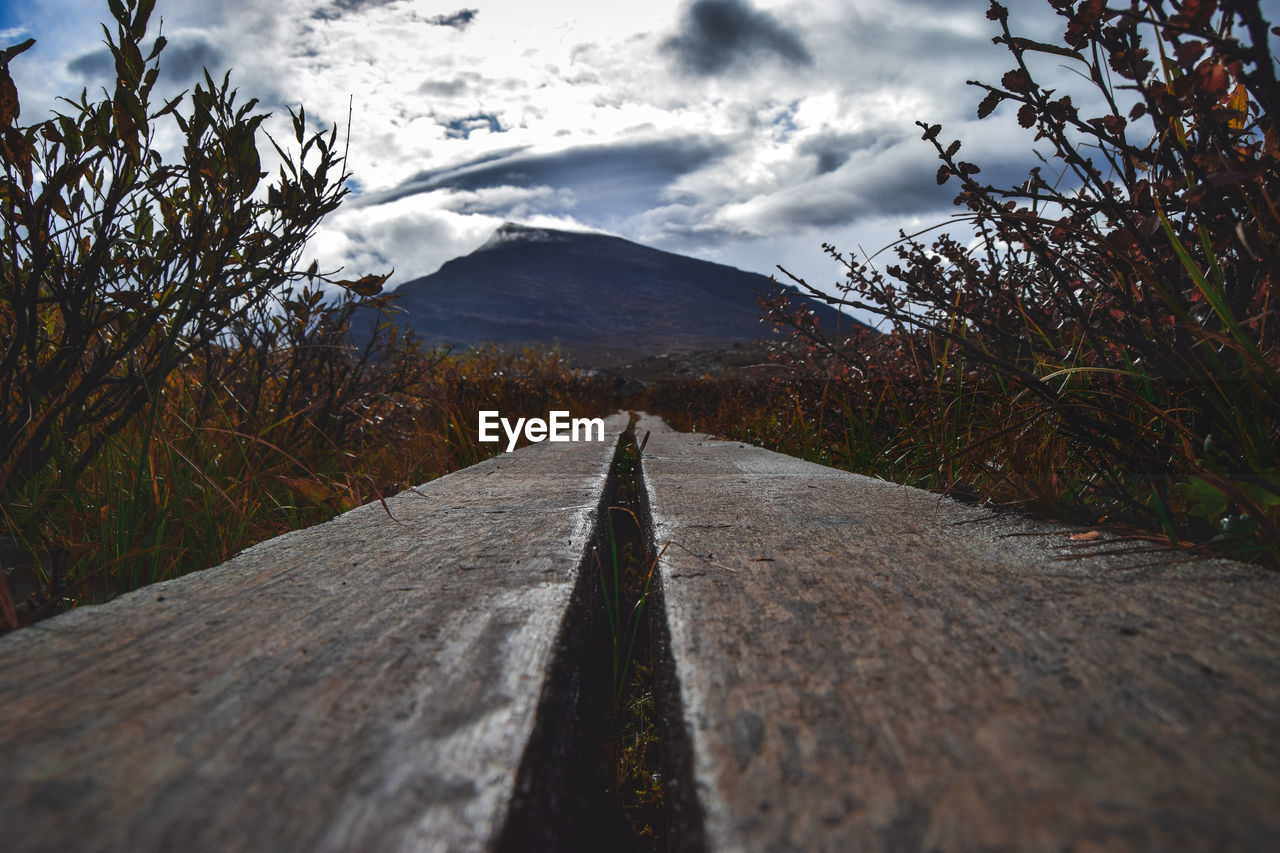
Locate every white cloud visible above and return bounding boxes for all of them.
[13,0,1271,295]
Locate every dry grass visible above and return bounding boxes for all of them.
[1,339,613,630]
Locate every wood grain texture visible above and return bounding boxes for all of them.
[0,415,626,853]
[636,414,1280,852]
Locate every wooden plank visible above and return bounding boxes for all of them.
[636,414,1280,852]
[0,414,627,853]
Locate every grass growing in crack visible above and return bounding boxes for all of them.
[594,429,665,847]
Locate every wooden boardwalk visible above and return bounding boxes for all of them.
[638,414,1280,852]
[2,411,1278,851]
[0,414,627,853]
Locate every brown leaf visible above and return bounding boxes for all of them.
[977,90,1002,119]
[1194,60,1230,100]
[1070,530,1103,541]
[1175,40,1206,67]
[276,476,332,504]
[1065,0,1106,48]
[1174,0,1217,29]
[1091,114,1126,136]
[1001,69,1033,94]
[342,272,390,296]
[0,68,17,127]
[49,194,73,222]
[3,127,32,187]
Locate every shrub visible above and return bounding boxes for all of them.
[775,0,1280,561]
[0,0,387,527]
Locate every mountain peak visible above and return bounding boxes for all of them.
[478,221,576,251]
[358,222,862,365]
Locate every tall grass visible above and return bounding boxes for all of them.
[2,315,612,629]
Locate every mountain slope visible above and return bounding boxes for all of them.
[355,222,861,364]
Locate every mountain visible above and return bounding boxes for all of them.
[353,222,863,364]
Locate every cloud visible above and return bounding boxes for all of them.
[798,129,892,175]
[154,35,227,84]
[308,198,597,289]
[708,115,1043,236]
[663,0,812,75]
[427,9,478,29]
[313,2,477,27]
[313,0,402,21]
[444,112,504,139]
[68,32,229,89]
[367,136,735,222]
[417,76,475,97]
[438,185,578,217]
[13,0,1138,301]
[65,47,112,81]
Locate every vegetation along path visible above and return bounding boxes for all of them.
[2,413,1278,852]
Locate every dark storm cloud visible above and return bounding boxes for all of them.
[368,136,733,210]
[313,0,398,21]
[771,139,1044,229]
[313,2,477,26]
[798,130,895,176]
[67,34,224,85]
[662,0,811,75]
[66,48,112,80]
[427,9,478,29]
[444,113,504,139]
[155,36,225,83]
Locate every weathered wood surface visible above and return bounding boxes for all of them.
[637,414,1280,852]
[0,414,626,853]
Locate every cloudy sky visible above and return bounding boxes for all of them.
[2,0,1277,296]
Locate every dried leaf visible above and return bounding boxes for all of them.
[1174,0,1218,29]
[1194,60,1230,100]
[1225,82,1249,131]
[977,90,1002,119]
[0,67,17,126]
[0,37,35,64]
[1002,69,1033,94]
[341,272,390,296]
[1175,40,1206,67]
[277,476,332,504]
[49,194,73,222]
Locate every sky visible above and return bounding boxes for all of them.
[2,0,1278,299]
